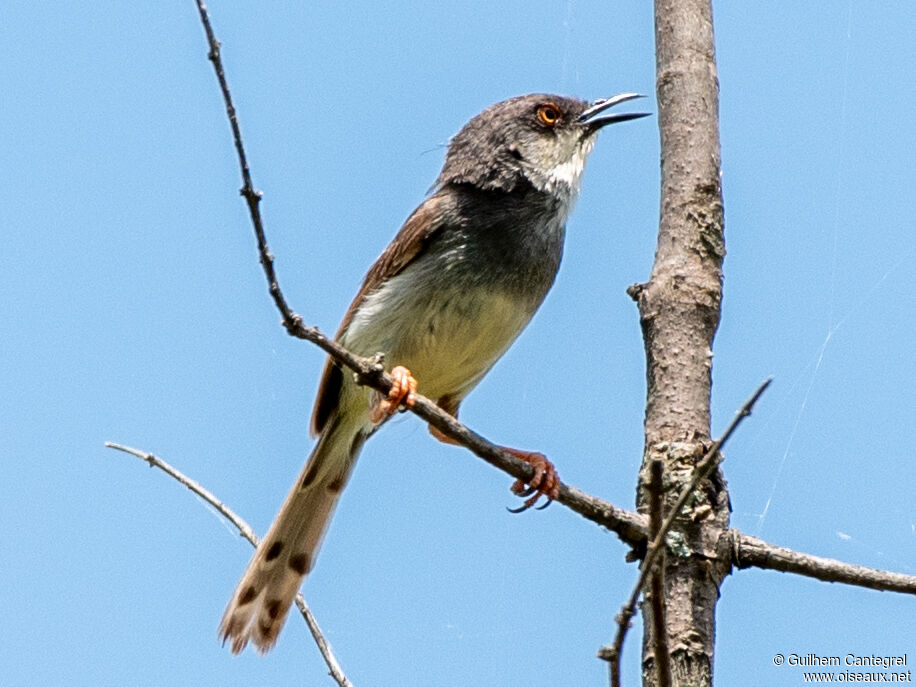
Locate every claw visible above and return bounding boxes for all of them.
[507,490,550,514]
[502,448,560,514]
[369,365,417,424]
[511,481,538,498]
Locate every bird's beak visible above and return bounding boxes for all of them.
[578,93,651,131]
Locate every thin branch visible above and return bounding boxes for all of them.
[193,0,296,328]
[191,0,648,546]
[732,531,916,595]
[600,378,771,678]
[104,442,353,687]
[647,460,671,687]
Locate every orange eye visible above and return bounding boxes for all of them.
[536,103,561,127]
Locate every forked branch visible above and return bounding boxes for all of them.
[601,379,771,685]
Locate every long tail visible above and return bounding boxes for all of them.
[219,415,366,654]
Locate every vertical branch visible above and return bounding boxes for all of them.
[628,0,727,684]
[637,0,724,442]
[647,461,671,687]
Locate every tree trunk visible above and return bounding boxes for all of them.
[632,0,728,684]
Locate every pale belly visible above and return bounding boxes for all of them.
[341,272,536,403]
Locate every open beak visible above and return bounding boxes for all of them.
[578,93,651,131]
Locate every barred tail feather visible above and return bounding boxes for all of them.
[220,416,365,654]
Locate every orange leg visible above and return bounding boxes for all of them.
[429,424,461,445]
[427,394,462,444]
[368,365,417,424]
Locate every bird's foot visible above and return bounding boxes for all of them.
[369,365,417,423]
[504,448,560,513]
[423,401,559,512]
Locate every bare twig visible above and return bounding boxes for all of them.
[600,378,771,680]
[647,460,671,687]
[104,442,353,687]
[733,532,916,595]
[193,0,296,328]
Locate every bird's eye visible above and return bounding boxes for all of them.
[536,104,561,127]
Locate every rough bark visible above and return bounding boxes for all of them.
[632,0,727,684]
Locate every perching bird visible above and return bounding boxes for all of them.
[220,92,648,653]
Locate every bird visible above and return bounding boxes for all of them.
[219,92,648,654]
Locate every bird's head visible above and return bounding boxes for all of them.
[438,93,649,198]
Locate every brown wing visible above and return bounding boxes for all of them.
[310,191,451,436]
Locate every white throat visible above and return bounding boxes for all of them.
[530,138,595,201]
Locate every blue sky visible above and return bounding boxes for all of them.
[2,2,914,685]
